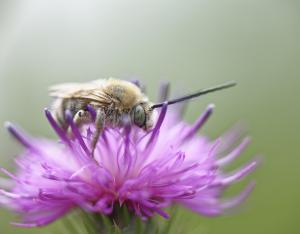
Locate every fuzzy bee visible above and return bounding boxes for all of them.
[49,78,236,155]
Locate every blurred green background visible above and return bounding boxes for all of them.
[0,0,299,233]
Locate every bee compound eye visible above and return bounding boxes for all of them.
[133,105,146,128]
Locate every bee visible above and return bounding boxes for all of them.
[49,78,236,155]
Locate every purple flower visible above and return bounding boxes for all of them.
[0,86,257,228]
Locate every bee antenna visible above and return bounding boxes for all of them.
[151,81,237,109]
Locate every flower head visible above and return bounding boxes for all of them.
[0,84,257,227]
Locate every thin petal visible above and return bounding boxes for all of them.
[182,104,214,141]
[44,108,71,146]
[5,122,35,149]
[217,137,251,167]
[221,181,256,210]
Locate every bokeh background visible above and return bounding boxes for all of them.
[0,0,299,233]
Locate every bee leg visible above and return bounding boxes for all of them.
[67,110,91,138]
[91,109,105,156]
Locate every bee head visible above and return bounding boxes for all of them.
[130,103,153,130]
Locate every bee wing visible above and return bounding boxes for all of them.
[49,80,112,105]
[49,83,84,98]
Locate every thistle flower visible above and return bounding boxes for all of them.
[0,85,257,230]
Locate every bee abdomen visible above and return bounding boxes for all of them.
[52,98,88,130]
